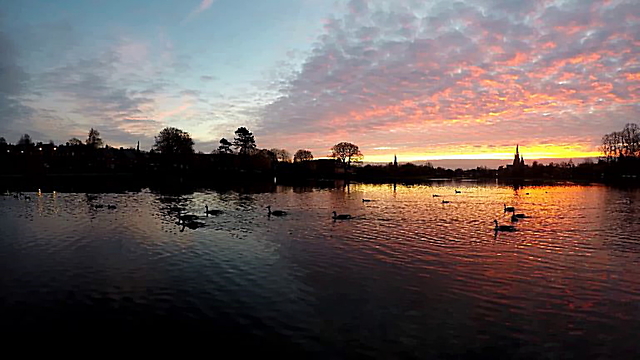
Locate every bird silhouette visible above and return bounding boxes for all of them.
[494,220,516,232]
[332,211,353,220]
[267,205,287,216]
[504,204,515,213]
[205,205,222,216]
[455,190,461,194]
[442,200,451,204]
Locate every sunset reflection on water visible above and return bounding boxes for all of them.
[1,182,639,357]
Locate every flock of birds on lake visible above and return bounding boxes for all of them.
[4,188,528,234]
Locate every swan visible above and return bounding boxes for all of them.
[494,220,516,232]
[267,205,287,216]
[504,204,515,212]
[205,205,222,216]
[332,211,353,220]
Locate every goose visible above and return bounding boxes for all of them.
[442,200,451,204]
[267,206,287,216]
[177,210,199,222]
[205,205,223,216]
[494,220,516,232]
[332,211,353,220]
[510,214,519,222]
[504,204,515,212]
[514,213,527,218]
[180,220,206,231]
[455,190,461,194]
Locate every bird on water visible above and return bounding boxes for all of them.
[267,206,287,216]
[494,220,516,232]
[205,205,222,216]
[504,204,515,213]
[332,211,353,220]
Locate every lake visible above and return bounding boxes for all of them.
[1,181,639,357]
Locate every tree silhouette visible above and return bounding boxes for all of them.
[86,128,103,148]
[0,137,6,146]
[330,142,363,167]
[68,138,83,146]
[294,149,313,162]
[217,138,234,154]
[602,123,640,161]
[233,127,256,155]
[18,134,33,146]
[270,148,291,162]
[154,127,195,155]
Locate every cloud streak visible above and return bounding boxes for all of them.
[183,0,216,24]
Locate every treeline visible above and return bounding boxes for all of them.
[0,126,366,181]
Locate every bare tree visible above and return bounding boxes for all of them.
[602,123,640,161]
[330,142,363,167]
[270,148,291,162]
[68,138,83,146]
[294,149,314,162]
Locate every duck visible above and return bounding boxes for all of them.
[332,211,353,220]
[504,204,515,213]
[494,220,516,232]
[267,205,287,216]
[205,205,223,216]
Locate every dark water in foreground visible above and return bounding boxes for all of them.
[1,182,639,357]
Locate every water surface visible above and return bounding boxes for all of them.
[1,182,639,357]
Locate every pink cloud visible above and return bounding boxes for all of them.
[183,0,216,23]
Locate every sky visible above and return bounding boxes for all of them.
[0,0,639,165]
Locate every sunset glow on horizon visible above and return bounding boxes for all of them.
[1,0,638,164]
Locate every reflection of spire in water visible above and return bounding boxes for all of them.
[394,154,398,167]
